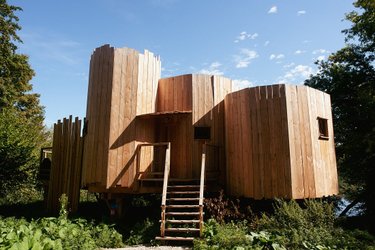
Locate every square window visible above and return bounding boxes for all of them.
[194,127,211,140]
[317,117,329,140]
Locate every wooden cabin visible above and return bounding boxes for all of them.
[47,45,338,214]
[80,45,232,193]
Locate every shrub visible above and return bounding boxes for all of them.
[124,218,159,246]
[205,190,253,223]
[194,219,286,250]
[255,199,375,249]
[0,195,124,249]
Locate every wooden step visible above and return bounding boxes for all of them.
[165,228,200,232]
[167,191,200,195]
[155,236,194,241]
[168,185,200,188]
[140,171,164,175]
[166,205,200,208]
[139,178,199,182]
[167,197,200,201]
[163,219,200,224]
[165,212,202,216]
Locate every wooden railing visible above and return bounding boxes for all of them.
[135,142,169,178]
[160,142,171,237]
[199,144,207,237]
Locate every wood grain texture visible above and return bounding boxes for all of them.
[82,46,161,189]
[48,117,83,214]
[224,84,338,199]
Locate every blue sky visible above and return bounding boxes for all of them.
[10,0,355,126]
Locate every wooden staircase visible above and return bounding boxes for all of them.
[155,144,207,242]
[155,181,203,242]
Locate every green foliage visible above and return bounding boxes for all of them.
[255,199,375,249]
[344,0,375,51]
[124,218,158,246]
[305,0,375,217]
[0,0,44,123]
[0,0,47,203]
[58,194,68,220]
[0,216,124,249]
[194,219,285,250]
[0,198,124,249]
[196,200,375,249]
[0,110,45,201]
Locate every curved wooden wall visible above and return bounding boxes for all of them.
[81,45,161,189]
[224,84,338,199]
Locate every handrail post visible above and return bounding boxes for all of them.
[160,142,171,237]
[199,143,206,237]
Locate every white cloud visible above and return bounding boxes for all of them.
[270,53,285,60]
[199,61,224,75]
[250,33,259,39]
[294,50,306,55]
[264,41,270,46]
[268,6,278,14]
[312,49,329,54]
[280,64,314,83]
[316,55,326,61]
[19,31,82,66]
[283,62,295,69]
[233,79,253,91]
[234,31,258,43]
[297,10,306,16]
[235,49,259,68]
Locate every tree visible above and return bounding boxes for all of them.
[305,0,375,217]
[0,0,43,124]
[0,0,46,201]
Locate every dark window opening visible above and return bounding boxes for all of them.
[194,127,211,140]
[318,117,329,140]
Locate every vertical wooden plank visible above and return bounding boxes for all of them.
[73,118,83,211]
[240,89,252,197]
[102,46,114,186]
[224,93,233,195]
[288,85,305,199]
[147,51,154,113]
[116,49,126,186]
[107,48,120,187]
[136,53,144,115]
[324,93,338,195]
[280,85,292,198]
[94,46,107,184]
[129,49,139,187]
[272,85,285,197]
[266,86,278,198]
[85,47,101,185]
[259,87,271,198]
[185,74,193,111]
[82,51,95,186]
[297,86,315,197]
[313,89,326,197]
[249,87,261,199]
[232,91,241,195]
[318,90,329,195]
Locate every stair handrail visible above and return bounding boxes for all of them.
[161,142,171,206]
[135,142,170,178]
[160,142,171,237]
[199,143,206,237]
[199,144,206,206]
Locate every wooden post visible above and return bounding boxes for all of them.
[199,144,206,237]
[160,142,171,238]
